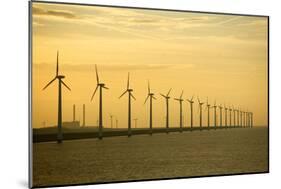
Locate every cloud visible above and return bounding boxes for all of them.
[33,6,78,19]
[34,63,193,72]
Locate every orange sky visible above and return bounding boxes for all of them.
[32,2,268,128]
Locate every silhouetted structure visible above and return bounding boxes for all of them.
[218,105,223,127]
[224,105,228,128]
[119,73,136,137]
[229,106,232,127]
[144,81,156,135]
[160,88,172,134]
[110,114,113,129]
[174,90,184,132]
[240,110,243,127]
[212,101,217,129]
[82,104,85,127]
[73,104,76,122]
[187,96,194,130]
[233,107,236,127]
[243,111,246,127]
[197,97,204,130]
[206,98,211,129]
[91,65,109,140]
[42,51,71,143]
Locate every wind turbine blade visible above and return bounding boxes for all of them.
[144,95,149,104]
[160,93,166,98]
[131,93,136,100]
[174,98,180,101]
[119,90,127,98]
[148,80,150,94]
[152,96,156,100]
[95,64,99,84]
[206,97,208,105]
[42,77,56,90]
[180,90,184,99]
[127,72,130,89]
[167,88,172,96]
[191,95,194,101]
[56,51,59,76]
[61,80,71,91]
[197,96,200,103]
[91,86,99,101]
[103,86,109,89]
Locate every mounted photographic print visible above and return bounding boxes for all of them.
[29,1,269,188]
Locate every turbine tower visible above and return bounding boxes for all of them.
[236,108,240,127]
[240,109,243,127]
[206,97,211,130]
[110,114,113,129]
[251,112,253,128]
[197,97,204,130]
[187,96,194,130]
[82,104,85,127]
[174,90,184,132]
[119,72,136,137]
[144,81,156,135]
[42,51,71,143]
[233,106,236,128]
[243,111,246,127]
[91,64,109,140]
[224,105,228,128]
[218,104,223,127]
[160,88,172,134]
[212,100,217,129]
[229,106,232,127]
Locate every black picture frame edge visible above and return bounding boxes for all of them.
[28,1,270,188]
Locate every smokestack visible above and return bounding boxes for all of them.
[83,104,85,127]
[73,104,76,122]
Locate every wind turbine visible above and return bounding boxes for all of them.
[240,109,243,127]
[237,108,240,127]
[246,111,249,128]
[119,72,136,137]
[187,96,194,130]
[197,97,204,130]
[224,105,228,128]
[174,90,184,132]
[160,88,172,134]
[233,106,236,128]
[250,112,253,128]
[110,114,113,129]
[218,104,223,127]
[42,51,71,143]
[243,111,246,127]
[229,106,232,127]
[134,118,138,128]
[212,100,217,129]
[91,64,109,140]
[206,97,211,130]
[144,81,156,135]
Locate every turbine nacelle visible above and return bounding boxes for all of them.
[57,75,65,79]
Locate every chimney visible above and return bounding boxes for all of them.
[83,104,85,127]
[73,104,76,122]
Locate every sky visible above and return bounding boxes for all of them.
[32,2,268,129]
